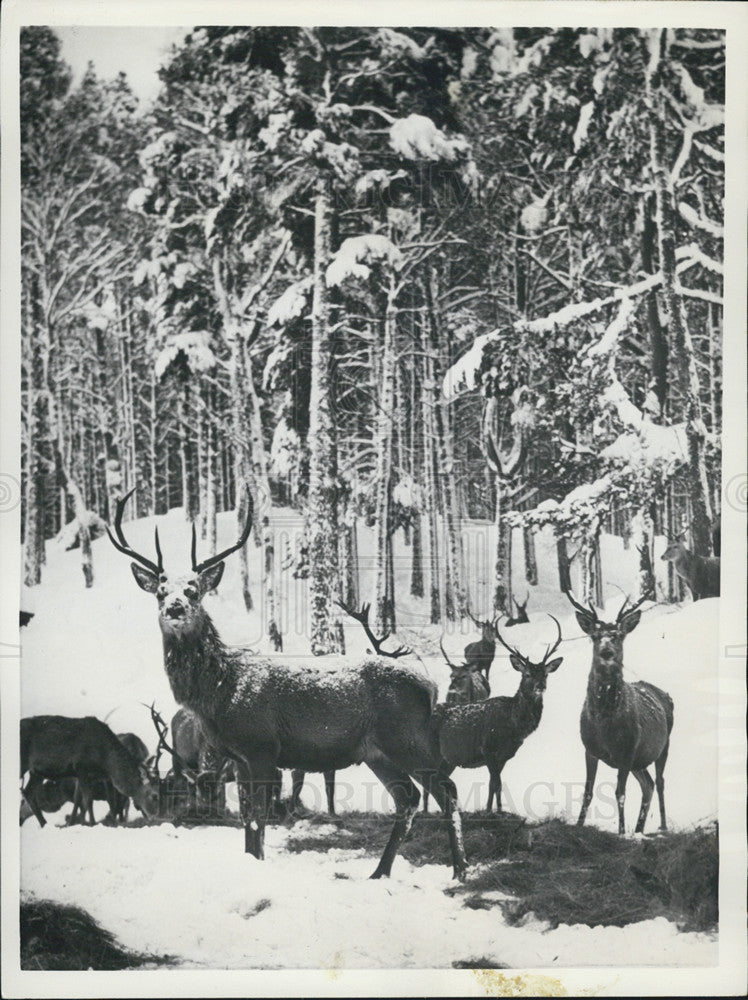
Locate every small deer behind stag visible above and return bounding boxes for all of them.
[20,716,158,828]
[660,535,720,600]
[504,592,530,627]
[436,616,564,812]
[566,591,674,834]
[109,490,468,879]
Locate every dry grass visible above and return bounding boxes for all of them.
[285,811,718,933]
[20,896,173,970]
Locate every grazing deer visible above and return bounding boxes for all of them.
[435,616,564,812]
[19,778,77,825]
[20,716,158,828]
[67,733,149,826]
[660,536,720,600]
[505,592,530,627]
[565,590,674,834]
[108,490,467,879]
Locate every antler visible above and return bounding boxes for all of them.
[192,488,253,575]
[541,614,563,663]
[493,617,523,662]
[148,703,196,785]
[465,606,489,628]
[439,633,463,670]
[107,488,164,576]
[336,601,411,658]
[563,588,598,621]
[616,593,647,623]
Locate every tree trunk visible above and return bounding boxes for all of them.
[237,484,253,612]
[307,181,344,654]
[493,483,511,614]
[421,321,440,624]
[426,269,464,619]
[641,194,669,420]
[410,514,424,597]
[646,30,713,555]
[523,525,538,586]
[263,516,282,651]
[556,534,572,593]
[374,293,397,635]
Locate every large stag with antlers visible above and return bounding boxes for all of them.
[436,616,564,812]
[565,591,674,834]
[108,490,467,879]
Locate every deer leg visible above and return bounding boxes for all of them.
[577,751,599,827]
[68,781,85,825]
[290,769,305,814]
[423,770,468,881]
[615,770,629,835]
[324,770,336,815]
[22,774,46,828]
[487,758,509,813]
[366,753,421,879]
[632,768,655,834]
[237,758,276,860]
[655,741,669,831]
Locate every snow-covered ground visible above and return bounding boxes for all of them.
[21,820,716,969]
[18,507,720,967]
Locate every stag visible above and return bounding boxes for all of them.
[290,602,411,818]
[504,592,530,627]
[20,716,158,828]
[108,490,467,879]
[660,535,720,600]
[463,609,498,683]
[565,590,674,834]
[435,616,564,812]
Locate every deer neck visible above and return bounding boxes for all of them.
[161,609,230,712]
[673,548,694,578]
[587,657,625,715]
[512,675,544,734]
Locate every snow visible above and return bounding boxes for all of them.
[266,276,312,327]
[17,509,721,967]
[442,329,500,398]
[376,28,430,61]
[154,331,217,379]
[21,822,715,969]
[326,234,403,287]
[389,115,469,163]
[573,101,595,152]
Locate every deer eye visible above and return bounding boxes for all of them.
[184,587,197,600]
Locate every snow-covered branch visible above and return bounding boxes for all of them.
[677,201,723,239]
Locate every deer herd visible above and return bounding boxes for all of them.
[20,489,721,881]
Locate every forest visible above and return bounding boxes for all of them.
[20,25,724,653]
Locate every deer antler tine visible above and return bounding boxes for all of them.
[154,527,164,574]
[493,617,521,660]
[616,595,630,622]
[193,485,254,575]
[563,588,590,617]
[543,614,563,662]
[191,522,198,572]
[106,490,161,575]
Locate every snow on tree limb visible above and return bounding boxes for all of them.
[677,201,723,239]
[585,298,636,359]
[326,234,402,287]
[389,114,469,162]
[266,276,313,327]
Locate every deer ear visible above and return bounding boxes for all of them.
[620,610,641,635]
[545,657,563,673]
[509,654,525,673]
[198,562,225,594]
[575,611,595,635]
[131,563,159,593]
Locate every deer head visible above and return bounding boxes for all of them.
[465,608,499,643]
[108,488,253,639]
[494,615,563,696]
[660,536,688,562]
[564,590,645,673]
[505,592,530,627]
